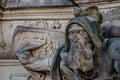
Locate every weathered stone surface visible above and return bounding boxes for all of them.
[75,0,118,3]
[0,6,73,59]
[0,0,119,60]
[5,0,70,8]
[0,1,119,80]
[13,26,65,57]
[0,0,119,8]
[0,59,28,80]
[0,0,6,7]
[102,7,120,21]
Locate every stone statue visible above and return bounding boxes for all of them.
[12,5,120,80]
[51,6,103,80]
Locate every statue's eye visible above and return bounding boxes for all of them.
[71,30,79,33]
[79,30,85,35]
[69,30,79,36]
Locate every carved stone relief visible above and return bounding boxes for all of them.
[35,20,49,29]
[0,6,119,59]
[0,19,64,59]
[0,1,120,79]
[51,20,61,30]
[23,20,62,30]
[13,26,65,57]
[0,21,9,58]
[102,7,120,21]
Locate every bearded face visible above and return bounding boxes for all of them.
[68,24,94,72]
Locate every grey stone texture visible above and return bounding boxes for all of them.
[6,0,70,8]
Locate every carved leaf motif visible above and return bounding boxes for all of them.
[51,20,61,30]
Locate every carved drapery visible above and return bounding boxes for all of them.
[0,19,65,59]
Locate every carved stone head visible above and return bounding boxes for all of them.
[67,24,94,72]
